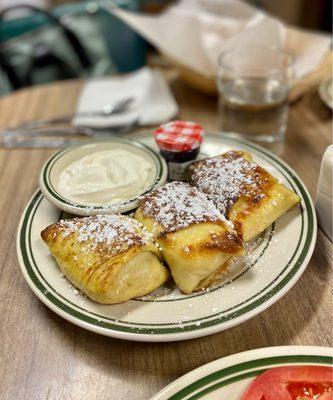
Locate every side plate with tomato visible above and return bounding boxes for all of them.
[150,346,333,400]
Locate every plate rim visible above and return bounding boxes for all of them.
[149,346,333,400]
[17,132,317,342]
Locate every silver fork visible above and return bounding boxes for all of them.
[0,118,139,148]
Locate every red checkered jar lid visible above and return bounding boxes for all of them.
[154,121,204,152]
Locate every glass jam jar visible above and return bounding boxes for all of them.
[153,121,204,181]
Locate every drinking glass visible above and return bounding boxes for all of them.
[217,45,291,143]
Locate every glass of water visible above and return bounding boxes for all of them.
[217,45,291,143]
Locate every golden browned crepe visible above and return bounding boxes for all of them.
[188,151,300,242]
[41,215,168,304]
[134,181,244,293]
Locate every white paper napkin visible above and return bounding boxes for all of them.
[72,67,178,128]
[108,0,331,80]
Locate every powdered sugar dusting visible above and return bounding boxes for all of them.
[56,215,153,255]
[140,181,230,233]
[188,151,267,215]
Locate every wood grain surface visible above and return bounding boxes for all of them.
[0,77,332,400]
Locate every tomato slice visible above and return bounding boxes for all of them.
[241,366,333,400]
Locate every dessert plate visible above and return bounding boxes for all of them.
[17,133,316,342]
[149,346,332,399]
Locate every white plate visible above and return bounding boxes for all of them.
[17,133,317,342]
[150,346,333,399]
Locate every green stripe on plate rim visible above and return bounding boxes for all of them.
[167,354,333,400]
[42,138,164,209]
[20,144,310,332]
[19,133,315,335]
[20,137,313,333]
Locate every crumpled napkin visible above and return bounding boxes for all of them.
[109,0,331,80]
[73,67,178,128]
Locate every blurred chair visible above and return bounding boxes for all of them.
[0,0,147,95]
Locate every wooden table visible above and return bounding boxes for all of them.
[0,78,332,400]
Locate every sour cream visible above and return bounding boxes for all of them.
[57,149,154,205]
